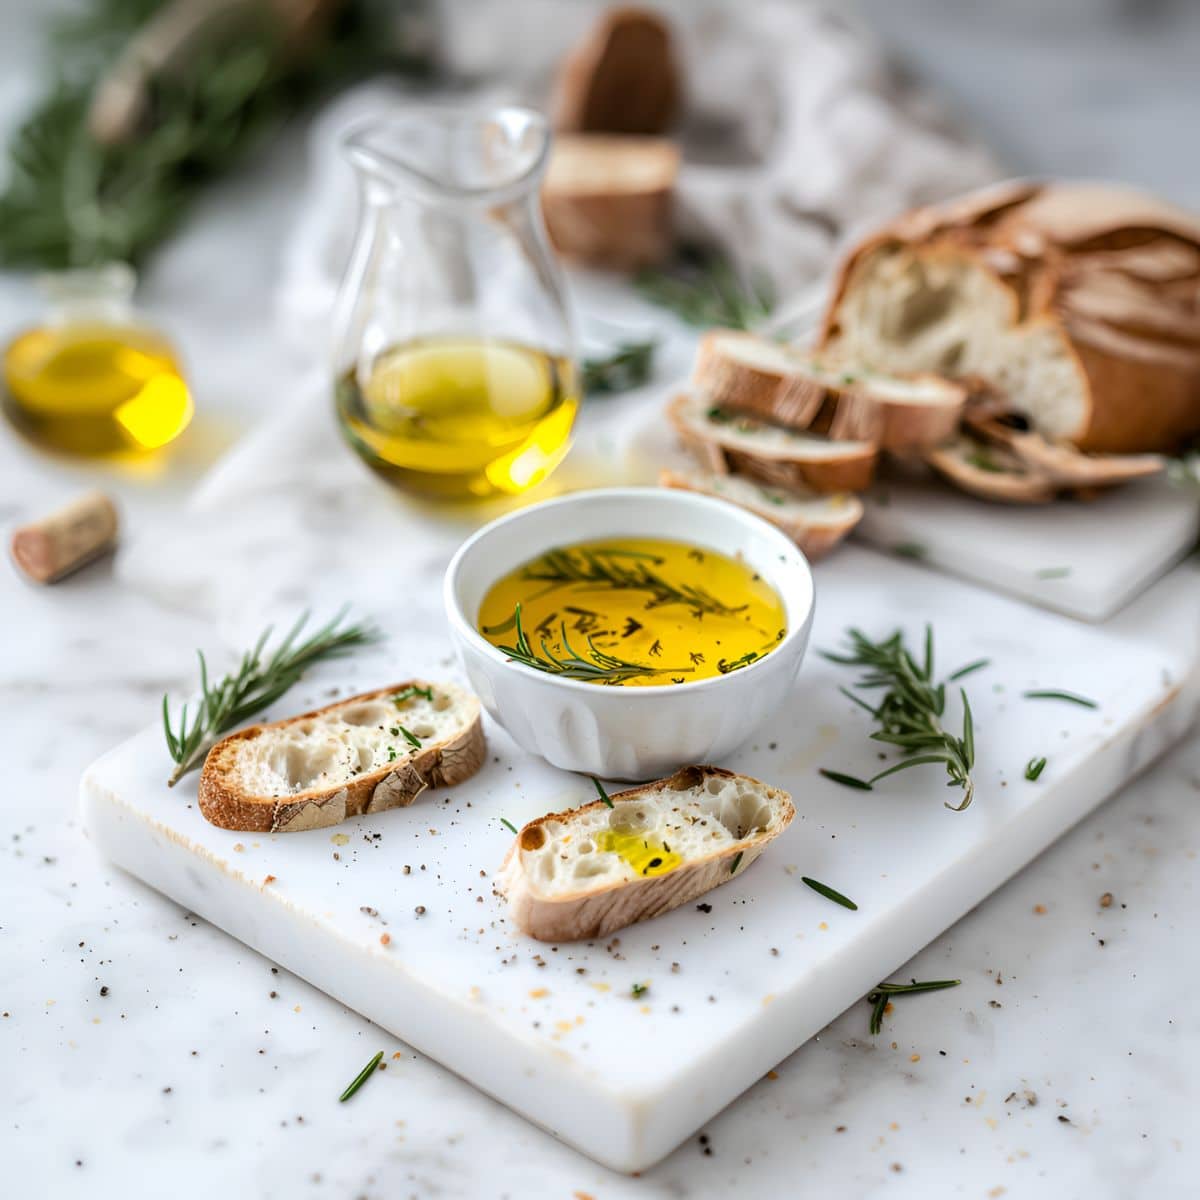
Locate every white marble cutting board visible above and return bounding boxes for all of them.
[622,400,1200,622]
[80,548,1200,1173]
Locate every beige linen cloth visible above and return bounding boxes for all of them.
[118,0,1000,649]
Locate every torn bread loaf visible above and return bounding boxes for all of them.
[198,683,484,833]
[497,765,793,941]
[661,466,862,559]
[821,180,1200,454]
[693,330,965,450]
[668,391,877,493]
[541,134,679,269]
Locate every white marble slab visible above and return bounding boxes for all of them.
[80,548,1200,1172]
[624,403,1200,623]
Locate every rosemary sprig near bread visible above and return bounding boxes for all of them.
[635,245,774,330]
[493,604,692,685]
[521,546,746,618]
[821,625,978,811]
[582,339,657,395]
[162,609,375,786]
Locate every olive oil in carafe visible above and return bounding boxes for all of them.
[3,323,192,457]
[336,337,578,499]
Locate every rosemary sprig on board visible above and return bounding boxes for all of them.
[522,546,746,619]
[822,626,978,811]
[162,609,376,786]
[582,339,658,395]
[867,978,961,1036]
[635,244,774,330]
[495,604,693,685]
[339,1050,383,1102]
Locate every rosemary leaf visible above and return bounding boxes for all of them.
[801,876,858,911]
[729,850,744,875]
[947,658,990,681]
[339,1050,384,1102]
[582,339,657,395]
[1025,756,1048,781]
[592,777,614,809]
[631,981,649,998]
[865,979,960,1036]
[500,817,519,834]
[161,609,376,786]
[1022,689,1098,709]
[819,768,875,791]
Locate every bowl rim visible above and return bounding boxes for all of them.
[442,486,815,697]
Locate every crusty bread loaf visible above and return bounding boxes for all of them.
[821,181,1200,454]
[198,682,484,833]
[667,391,877,493]
[551,6,680,135]
[541,134,679,269]
[497,765,793,942]
[659,466,863,560]
[693,330,965,450]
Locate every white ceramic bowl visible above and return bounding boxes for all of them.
[443,487,815,778]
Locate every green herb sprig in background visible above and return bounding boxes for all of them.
[822,625,978,811]
[162,608,376,785]
[635,244,774,330]
[582,339,657,395]
[867,978,961,1036]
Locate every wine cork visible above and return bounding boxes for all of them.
[10,491,119,584]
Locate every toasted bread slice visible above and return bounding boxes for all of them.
[659,466,862,560]
[964,414,1165,489]
[541,134,679,269]
[497,765,794,942]
[668,391,877,493]
[693,331,965,449]
[926,437,1058,504]
[198,682,484,833]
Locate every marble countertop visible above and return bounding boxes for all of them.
[3,2,1200,1197]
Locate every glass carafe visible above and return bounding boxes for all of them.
[332,106,579,500]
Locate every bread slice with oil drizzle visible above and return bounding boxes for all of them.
[198,682,484,833]
[497,766,794,941]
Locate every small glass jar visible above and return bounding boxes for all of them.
[331,106,579,500]
[2,264,192,457]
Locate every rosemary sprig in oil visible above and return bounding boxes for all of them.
[822,625,978,811]
[495,604,693,685]
[522,546,746,619]
[161,609,376,785]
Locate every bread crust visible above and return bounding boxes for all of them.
[197,683,485,833]
[497,766,794,942]
[658,469,862,560]
[822,181,1200,454]
[925,441,1057,504]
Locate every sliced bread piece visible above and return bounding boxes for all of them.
[497,765,793,942]
[198,682,484,833]
[668,390,877,493]
[541,134,679,269]
[693,330,965,449]
[659,466,863,560]
[926,437,1058,504]
[964,414,1166,489]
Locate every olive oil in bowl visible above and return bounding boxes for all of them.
[336,337,578,500]
[477,537,788,686]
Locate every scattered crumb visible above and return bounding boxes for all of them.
[1100,892,1113,908]
[1033,904,1046,915]
[263,875,276,886]
[380,933,391,946]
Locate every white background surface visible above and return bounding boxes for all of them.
[3,2,1200,1198]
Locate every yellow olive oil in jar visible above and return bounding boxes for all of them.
[1,266,191,457]
[336,337,579,500]
[477,537,787,686]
